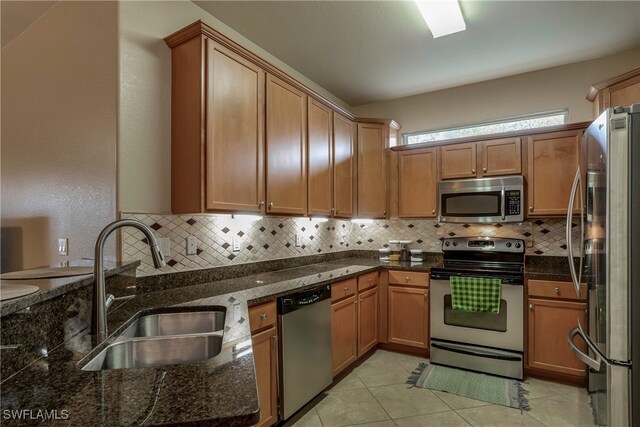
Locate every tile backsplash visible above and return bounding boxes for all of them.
[121,213,577,276]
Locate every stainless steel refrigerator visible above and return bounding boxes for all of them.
[566,104,639,426]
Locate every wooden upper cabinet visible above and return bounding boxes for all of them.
[307,98,333,216]
[588,67,640,117]
[357,122,388,218]
[333,113,356,218]
[525,129,582,216]
[205,40,265,213]
[398,147,438,218]
[440,142,477,179]
[167,36,265,214]
[479,137,521,177]
[266,74,307,215]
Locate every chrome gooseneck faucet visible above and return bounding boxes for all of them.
[92,219,166,336]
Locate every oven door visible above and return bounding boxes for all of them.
[430,276,524,352]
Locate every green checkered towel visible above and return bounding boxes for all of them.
[450,276,502,314]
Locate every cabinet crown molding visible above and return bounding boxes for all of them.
[587,66,640,101]
[164,20,354,120]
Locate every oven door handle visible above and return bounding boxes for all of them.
[431,343,522,362]
[501,185,506,221]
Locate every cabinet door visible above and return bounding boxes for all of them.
[266,74,307,215]
[307,98,333,216]
[333,113,356,218]
[527,298,587,377]
[480,138,521,177]
[252,326,277,427]
[526,130,582,216]
[331,295,358,376]
[388,286,429,348]
[357,123,387,218]
[358,287,378,356]
[440,142,477,179]
[398,148,438,218]
[608,79,640,112]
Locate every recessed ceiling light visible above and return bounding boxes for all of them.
[415,0,466,38]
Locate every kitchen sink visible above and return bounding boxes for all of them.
[120,311,226,338]
[82,333,224,371]
[81,308,227,371]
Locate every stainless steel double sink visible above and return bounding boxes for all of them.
[82,309,226,371]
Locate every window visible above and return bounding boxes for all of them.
[404,110,568,145]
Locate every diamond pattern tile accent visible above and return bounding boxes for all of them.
[121,213,574,276]
[150,222,162,231]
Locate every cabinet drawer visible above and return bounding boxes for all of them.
[358,272,379,292]
[332,278,357,302]
[249,300,277,333]
[388,271,429,287]
[528,279,586,300]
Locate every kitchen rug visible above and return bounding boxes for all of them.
[407,363,530,411]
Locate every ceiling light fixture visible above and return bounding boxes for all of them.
[415,0,466,38]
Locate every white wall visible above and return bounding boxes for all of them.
[118,0,351,215]
[352,47,640,136]
[1,1,118,271]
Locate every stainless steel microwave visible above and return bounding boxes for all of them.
[438,176,524,223]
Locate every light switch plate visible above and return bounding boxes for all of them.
[186,236,198,255]
[58,238,68,256]
[295,234,301,247]
[232,237,240,252]
[157,238,171,257]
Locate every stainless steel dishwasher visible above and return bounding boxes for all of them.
[278,285,332,420]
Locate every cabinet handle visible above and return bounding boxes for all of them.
[529,304,534,310]
[405,276,410,283]
[383,210,387,215]
[354,300,359,305]
[529,206,533,212]
[260,313,268,319]
[258,201,265,208]
[344,286,349,290]
[335,209,339,214]
[432,209,436,214]
[555,287,560,295]
[482,167,487,173]
[424,292,428,298]
[472,168,476,174]
[268,202,273,210]
[272,335,278,342]
[368,278,373,283]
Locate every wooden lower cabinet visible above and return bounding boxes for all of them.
[388,286,429,349]
[527,298,587,377]
[358,287,379,355]
[331,294,358,376]
[251,326,277,427]
[249,301,277,426]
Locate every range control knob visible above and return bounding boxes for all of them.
[445,241,450,247]
[453,241,458,246]
[506,242,512,248]
[515,242,521,249]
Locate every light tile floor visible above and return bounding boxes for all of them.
[286,350,597,427]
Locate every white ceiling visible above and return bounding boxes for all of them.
[194,0,640,106]
[1,1,58,49]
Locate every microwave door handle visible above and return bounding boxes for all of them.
[566,168,582,297]
[501,186,506,220]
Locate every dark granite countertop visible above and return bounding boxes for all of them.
[524,255,577,281]
[0,260,140,317]
[0,256,438,426]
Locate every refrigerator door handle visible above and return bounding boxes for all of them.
[566,167,583,297]
[567,325,602,371]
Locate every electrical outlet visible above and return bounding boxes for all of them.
[186,235,198,255]
[58,238,68,256]
[340,233,346,244]
[157,238,171,257]
[295,233,301,247]
[232,237,240,252]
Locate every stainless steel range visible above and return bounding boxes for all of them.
[430,237,525,380]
